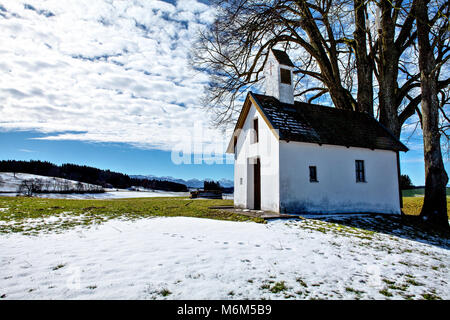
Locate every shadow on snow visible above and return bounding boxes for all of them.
[281,212,450,250]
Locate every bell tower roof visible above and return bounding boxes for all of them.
[271,49,295,67]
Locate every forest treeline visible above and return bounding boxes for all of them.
[0,160,188,192]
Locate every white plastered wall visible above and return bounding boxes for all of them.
[278,141,401,214]
[234,102,280,212]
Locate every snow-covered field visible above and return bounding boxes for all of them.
[0,216,448,300]
[0,172,189,199]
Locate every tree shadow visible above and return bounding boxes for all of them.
[295,213,450,250]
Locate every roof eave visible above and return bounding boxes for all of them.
[225,92,253,154]
[277,138,408,152]
[365,114,409,152]
[226,92,280,154]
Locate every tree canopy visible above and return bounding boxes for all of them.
[192,0,449,139]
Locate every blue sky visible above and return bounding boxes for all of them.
[0,0,448,185]
[0,130,234,180]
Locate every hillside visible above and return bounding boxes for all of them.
[0,172,103,194]
[0,160,188,192]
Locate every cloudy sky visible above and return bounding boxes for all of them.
[0,0,236,180]
[0,0,447,184]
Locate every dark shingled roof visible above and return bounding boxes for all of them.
[271,49,295,67]
[251,92,408,152]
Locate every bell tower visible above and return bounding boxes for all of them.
[263,49,295,104]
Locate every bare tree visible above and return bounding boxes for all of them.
[62,180,70,193]
[415,0,449,229]
[34,179,43,193]
[42,179,51,192]
[17,180,33,196]
[192,0,429,135]
[354,0,373,116]
[374,0,450,138]
[17,179,42,197]
[192,0,363,127]
[55,179,65,192]
[76,181,84,192]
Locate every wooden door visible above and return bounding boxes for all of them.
[254,158,261,210]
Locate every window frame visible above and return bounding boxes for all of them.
[252,117,259,144]
[280,68,291,85]
[355,160,366,183]
[309,166,318,183]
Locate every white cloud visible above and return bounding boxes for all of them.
[0,0,233,153]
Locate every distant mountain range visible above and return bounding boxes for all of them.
[131,175,234,189]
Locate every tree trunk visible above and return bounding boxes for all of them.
[354,0,373,115]
[416,0,449,228]
[326,83,358,112]
[377,0,401,138]
[294,0,358,112]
